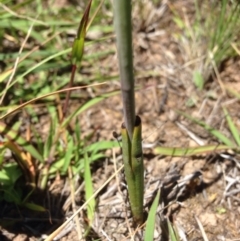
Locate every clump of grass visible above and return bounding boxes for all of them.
[172,0,240,90]
[0,0,117,235]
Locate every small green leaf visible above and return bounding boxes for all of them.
[193,70,204,90]
[24,202,46,212]
[216,207,226,214]
[144,190,160,241]
[0,163,22,186]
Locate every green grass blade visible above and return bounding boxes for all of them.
[61,91,119,128]
[0,49,71,96]
[167,218,178,241]
[84,152,96,224]
[154,144,231,157]
[144,190,160,241]
[24,202,46,212]
[62,136,74,174]
[43,106,58,157]
[179,111,235,147]
[223,107,240,146]
[86,140,118,154]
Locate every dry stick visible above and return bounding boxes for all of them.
[43,165,124,241]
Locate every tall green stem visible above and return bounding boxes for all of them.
[113,0,144,225]
[113,0,135,139]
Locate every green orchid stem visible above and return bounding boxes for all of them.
[121,115,144,225]
[113,0,135,139]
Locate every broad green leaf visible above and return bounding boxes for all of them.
[0,163,22,186]
[144,190,160,241]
